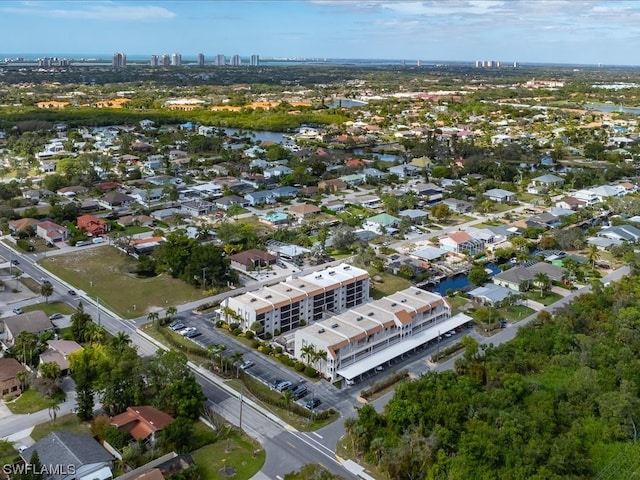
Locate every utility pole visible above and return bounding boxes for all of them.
[239,388,244,431]
[97,296,101,327]
[202,267,208,292]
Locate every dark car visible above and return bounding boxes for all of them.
[271,379,284,389]
[185,330,201,338]
[11,259,19,265]
[68,290,77,296]
[305,398,321,410]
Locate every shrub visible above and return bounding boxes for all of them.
[104,425,130,450]
[294,362,306,372]
[215,320,226,328]
[251,339,261,348]
[274,329,281,336]
[265,332,273,340]
[229,322,240,331]
[360,369,409,399]
[304,366,317,378]
[275,346,283,354]
[279,356,295,367]
[245,330,255,340]
[231,327,243,336]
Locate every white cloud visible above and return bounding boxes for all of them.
[1,3,176,21]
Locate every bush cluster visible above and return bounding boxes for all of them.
[360,369,409,399]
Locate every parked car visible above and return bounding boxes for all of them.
[271,379,284,390]
[11,259,19,265]
[179,327,196,336]
[12,307,23,315]
[292,385,308,399]
[49,313,63,320]
[305,398,321,410]
[375,365,384,372]
[169,321,185,331]
[240,360,255,370]
[184,330,201,338]
[275,381,292,392]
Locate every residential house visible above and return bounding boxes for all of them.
[215,195,250,211]
[131,187,164,205]
[180,200,214,217]
[263,165,293,179]
[468,283,521,307]
[39,340,83,376]
[591,184,626,201]
[483,188,516,203]
[77,214,109,237]
[318,179,347,192]
[597,225,640,243]
[442,198,473,213]
[439,231,485,255]
[364,213,400,234]
[555,196,586,211]
[0,358,27,399]
[412,183,444,202]
[9,217,40,234]
[353,195,381,208]
[362,168,385,181]
[2,311,54,346]
[117,215,155,228]
[289,203,321,220]
[339,174,365,186]
[37,220,69,243]
[531,174,565,188]
[111,406,174,444]
[388,164,420,178]
[244,190,276,206]
[102,191,135,208]
[528,262,566,283]
[398,209,429,224]
[130,237,166,255]
[324,199,346,212]
[572,189,600,206]
[21,431,114,480]
[57,185,89,197]
[525,212,561,229]
[410,246,449,264]
[492,266,535,292]
[229,249,277,271]
[271,186,298,200]
[298,186,319,197]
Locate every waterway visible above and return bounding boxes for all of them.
[584,103,640,114]
[428,262,501,296]
[222,127,288,144]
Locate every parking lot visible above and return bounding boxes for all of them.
[160,313,474,415]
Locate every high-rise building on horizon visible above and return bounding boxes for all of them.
[197,53,205,66]
[250,54,260,66]
[150,55,159,67]
[162,54,170,67]
[171,53,182,66]
[112,52,126,68]
[215,54,226,66]
[231,54,241,66]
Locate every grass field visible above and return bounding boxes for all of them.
[446,295,470,314]
[192,433,265,480]
[0,440,18,466]
[368,270,411,299]
[40,247,207,318]
[525,290,563,306]
[23,301,76,316]
[31,414,91,441]
[7,390,64,415]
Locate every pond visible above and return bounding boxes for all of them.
[222,127,288,144]
[427,262,501,296]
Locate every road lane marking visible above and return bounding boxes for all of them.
[312,432,323,439]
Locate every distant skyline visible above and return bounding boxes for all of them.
[2,0,640,65]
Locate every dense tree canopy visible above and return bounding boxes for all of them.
[346,271,640,480]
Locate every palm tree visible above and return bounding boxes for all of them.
[87,323,107,344]
[48,399,61,423]
[312,349,327,372]
[40,282,54,304]
[587,244,600,268]
[301,344,316,366]
[282,389,293,413]
[147,312,160,327]
[230,351,244,378]
[164,306,177,326]
[534,272,551,298]
[110,332,131,352]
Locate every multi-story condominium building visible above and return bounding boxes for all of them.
[171,53,182,66]
[197,53,205,66]
[215,54,226,66]
[161,54,171,67]
[150,55,159,67]
[294,286,472,382]
[231,54,241,66]
[250,54,260,66]
[112,52,126,67]
[222,263,370,338]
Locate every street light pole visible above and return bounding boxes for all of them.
[239,388,244,432]
[97,296,101,327]
[202,267,209,292]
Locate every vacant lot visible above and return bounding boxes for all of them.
[40,247,207,318]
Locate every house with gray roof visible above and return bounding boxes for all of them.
[388,163,420,178]
[362,168,386,180]
[483,188,516,203]
[410,246,449,262]
[398,209,429,223]
[244,190,276,206]
[272,186,298,199]
[21,431,114,480]
[469,283,522,306]
[532,174,564,187]
[364,213,401,233]
[2,311,54,347]
[442,198,473,213]
[597,224,640,243]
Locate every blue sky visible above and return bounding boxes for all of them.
[2,0,640,65]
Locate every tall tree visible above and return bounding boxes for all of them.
[40,282,54,303]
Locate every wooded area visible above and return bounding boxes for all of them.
[345,267,640,480]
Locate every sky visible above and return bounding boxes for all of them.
[2,0,640,65]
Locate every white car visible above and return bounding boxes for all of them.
[178,327,196,336]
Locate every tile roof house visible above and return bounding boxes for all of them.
[289,203,321,219]
[77,214,109,237]
[229,249,277,271]
[9,217,40,233]
[2,311,54,346]
[318,179,347,192]
[21,431,114,480]
[439,231,485,255]
[0,357,27,399]
[111,406,174,443]
[37,220,69,243]
[39,340,83,376]
[555,196,586,211]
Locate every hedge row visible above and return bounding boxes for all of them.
[360,369,409,400]
[430,342,464,362]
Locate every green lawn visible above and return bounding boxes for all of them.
[192,433,265,480]
[124,225,153,235]
[40,247,208,318]
[525,290,563,306]
[446,295,470,315]
[23,301,76,316]
[20,277,41,293]
[31,414,92,441]
[499,304,536,322]
[368,271,411,299]
[7,389,64,415]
